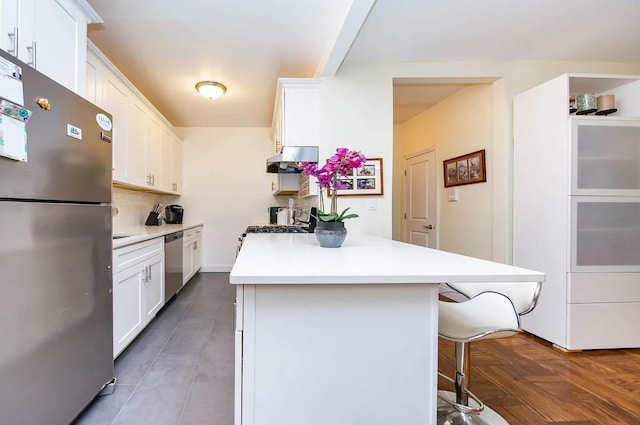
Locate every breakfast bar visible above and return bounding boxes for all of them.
[230,233,544,425]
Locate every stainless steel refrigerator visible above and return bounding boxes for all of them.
[0,49,114,425]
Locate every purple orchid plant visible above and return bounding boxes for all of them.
[299,148,367,222]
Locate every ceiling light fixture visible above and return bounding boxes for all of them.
[195,81,227,100]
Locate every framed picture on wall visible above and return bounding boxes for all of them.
[329,158,384,196]
[443,149,486,187]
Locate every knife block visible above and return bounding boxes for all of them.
[144,211,161,226]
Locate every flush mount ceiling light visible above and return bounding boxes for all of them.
[195,81,227,100]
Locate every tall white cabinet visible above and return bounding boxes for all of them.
[514,73,640,350]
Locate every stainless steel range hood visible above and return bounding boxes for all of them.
[266,146,319,173]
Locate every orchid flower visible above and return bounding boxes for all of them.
[298,148,367,222]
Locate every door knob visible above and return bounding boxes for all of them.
[422,224,433,230]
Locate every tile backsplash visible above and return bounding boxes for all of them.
[112,188,163,230]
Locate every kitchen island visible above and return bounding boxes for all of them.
[230,233,544,425]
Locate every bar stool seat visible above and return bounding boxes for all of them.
[437,282,541,425]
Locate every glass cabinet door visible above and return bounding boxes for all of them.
[571,197,640,271]
[571,119,640,195]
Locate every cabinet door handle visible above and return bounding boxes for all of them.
[151,175,155,186]
[147,265,151,281]
[7,27,18,56]
[26,41,36,67]
[233,300,237,331]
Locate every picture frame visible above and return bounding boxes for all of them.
[443,149,486,187]
[330,157,384,196]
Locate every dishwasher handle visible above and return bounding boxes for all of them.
[165,231,183,243]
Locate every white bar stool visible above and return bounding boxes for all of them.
[437,282,541,425]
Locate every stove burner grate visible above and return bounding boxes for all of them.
[245,225,308,234]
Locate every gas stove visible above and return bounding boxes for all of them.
[237,225,308,256]
[245,225,308,234]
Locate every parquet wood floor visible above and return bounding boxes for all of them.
[438,333,640,425]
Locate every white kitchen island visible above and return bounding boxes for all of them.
[230,233,544,425]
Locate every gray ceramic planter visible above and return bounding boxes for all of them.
[314,221,347,248]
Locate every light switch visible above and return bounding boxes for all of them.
[447,187,459,202]
[367,199,377,211]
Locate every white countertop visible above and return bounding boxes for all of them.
[112,223,203,249]
[230,233,545,285]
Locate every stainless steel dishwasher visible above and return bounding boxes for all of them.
[164,231,183,302]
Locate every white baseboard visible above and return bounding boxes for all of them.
[200,265,233,273]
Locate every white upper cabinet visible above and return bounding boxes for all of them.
[126,98,149,188]
[146,114,162,190]
[272,78,320,153]
[0,0,100,94]
[160,128,182,194]
[86,42,183,195]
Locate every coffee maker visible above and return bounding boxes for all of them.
[165,205,184,224]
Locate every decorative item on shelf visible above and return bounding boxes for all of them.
[569,95,577,114]
[576,93,597,115]
[595,94,617,116]
[299,148,367,248]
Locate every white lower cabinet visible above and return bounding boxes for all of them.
[143,253,164,323]
[112,238,164,358]
[183,226,203,284]
[113,265,144,359]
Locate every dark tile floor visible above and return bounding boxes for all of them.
[73,273,235,425]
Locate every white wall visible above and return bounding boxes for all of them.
[168,60,640,270]
[176,127,287,271]
[319,72,394,238]
[395,84,494,260]
[322,60,640,262]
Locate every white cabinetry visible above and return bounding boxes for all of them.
[183,226,203,285]
[272,78,321,152]
[514,73,640,350]
[159,128,182,193]
[86,42,183,194]
[270,78,320,196]
[0,0,99,93]
[112,237,164,358]
[271,174,298,196]
[126,98,150,188]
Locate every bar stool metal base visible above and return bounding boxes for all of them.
[437,391,509,425]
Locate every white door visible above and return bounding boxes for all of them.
[403,149,437,248]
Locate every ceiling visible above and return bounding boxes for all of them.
[86,0,640,128]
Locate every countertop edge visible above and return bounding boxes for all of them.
[113,223,204,249]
